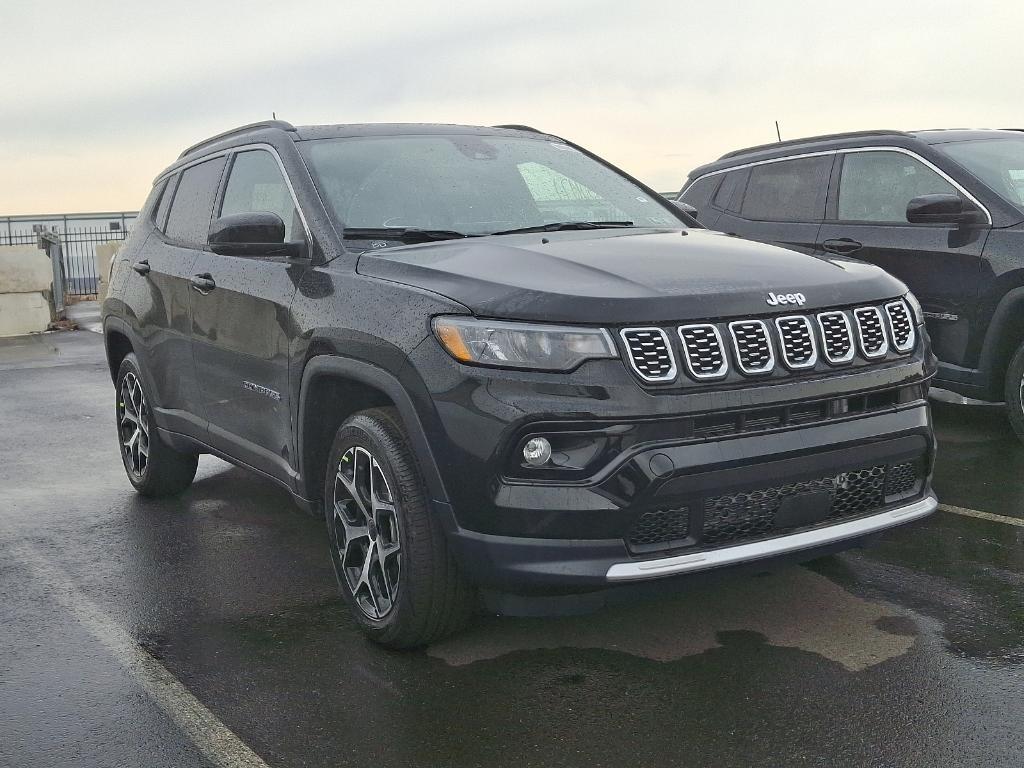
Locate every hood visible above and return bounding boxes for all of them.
[356,228,908,324]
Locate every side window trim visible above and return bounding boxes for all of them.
[829,146,992,226]
[214,144,311,246]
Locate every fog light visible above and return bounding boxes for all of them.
[523,437,552,466]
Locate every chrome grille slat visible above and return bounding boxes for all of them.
[775,315,817,370]
[817,311,855,365]
[884,300,916,353]
[728,320,774,375]
[853,306,889,359]
[620,327,677,382]
[678,324,728,380]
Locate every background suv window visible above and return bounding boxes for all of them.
[739,156,830,222]
[164,157,226,246]
[838,151,957,222]
[221,150,300,241]
[678,175,719,209]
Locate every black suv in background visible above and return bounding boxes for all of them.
[679,129,1024,440]
[104,121,937,647]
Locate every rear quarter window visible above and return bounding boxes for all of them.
[679,175,719,209]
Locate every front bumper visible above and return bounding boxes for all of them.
[442,404,935,592]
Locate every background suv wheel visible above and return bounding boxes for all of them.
[325,408,474,648]
[115,353,198,496]
[1005,341,1024,443]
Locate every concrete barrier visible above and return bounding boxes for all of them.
[0,245,53,337]
[94,241,122,304]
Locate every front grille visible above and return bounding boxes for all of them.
[885,300,915,352]
[617,301,915,385]
[620,328,676,382]
[728,320,774,374]
[775,315,817,369]
[678,324,728,379]
[854,307,888,358]
[630,461,923,550]
[817,311,855,364]
[628,506,690,550]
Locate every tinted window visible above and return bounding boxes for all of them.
[221,150,300,241]
[740,156,830,222]
[936,138,1024,207]
[713,170,743,210]
[154,175,176,231]
[679,176,719,209]
[838,151,957,222]
[164,157,226,246]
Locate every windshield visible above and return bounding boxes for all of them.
[299,134,681,238]
[937,137,1024,208]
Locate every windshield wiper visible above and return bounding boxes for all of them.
[341,227,473,243]
[488,221,635,236]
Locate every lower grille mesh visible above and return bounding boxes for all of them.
[628,462,922,551]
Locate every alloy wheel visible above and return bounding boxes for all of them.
[118,372,150,478]
[333,446,402,620]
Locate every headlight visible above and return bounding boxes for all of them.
[432,316,617,371]
[904,291,924,325]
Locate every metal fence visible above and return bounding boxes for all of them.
[0,226,129,297]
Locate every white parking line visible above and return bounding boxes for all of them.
[938,503,1024,528]
[13,543,271,768]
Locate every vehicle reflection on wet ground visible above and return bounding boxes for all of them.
[2,332,1022,768]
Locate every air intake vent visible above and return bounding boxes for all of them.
[678,324,728,380]
[728,320,774,375]
[620,328,676,382]
[817,311,855,365]
[854,307,888,358]
[885,300,915,353]
[775,315,817,370]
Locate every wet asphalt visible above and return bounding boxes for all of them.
[1,330,1022,768]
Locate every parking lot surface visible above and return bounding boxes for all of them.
[2,330,1022,768]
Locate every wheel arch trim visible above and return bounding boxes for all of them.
[296,355,451,509]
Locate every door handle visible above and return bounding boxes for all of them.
[190,273,216,293]
[821,238,863,255]
[132,260,151,276]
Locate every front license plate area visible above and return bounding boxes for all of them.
[775,489,833,530]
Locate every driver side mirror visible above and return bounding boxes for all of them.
[906,194,985,226]
[209,212,307,258]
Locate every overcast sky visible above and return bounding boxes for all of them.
[2,0,1022,214]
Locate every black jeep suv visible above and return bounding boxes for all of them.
[103,121,937,647]
[678,129,1024,440]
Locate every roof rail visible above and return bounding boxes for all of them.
[178,120,297,160]
[719,129,911,160]
[493,124,545,134]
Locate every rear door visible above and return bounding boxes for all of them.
[189,148,308,482]
[121,157,226,437]
[711,154,832,255]
[817,149,990,366]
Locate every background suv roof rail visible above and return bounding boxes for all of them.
[178,119,297,159]
[493,124,545,133]
[718,129,911,160]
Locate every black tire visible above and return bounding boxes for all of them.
[115,353,198,496]
[325,407,475,648]
[1005,341,1024,443]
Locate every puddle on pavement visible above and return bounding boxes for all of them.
[429,565,916,672]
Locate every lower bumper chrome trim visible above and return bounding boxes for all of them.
[606,493,938,582]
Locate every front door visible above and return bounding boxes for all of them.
[819,149,990,366]
[189,148,307,482]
